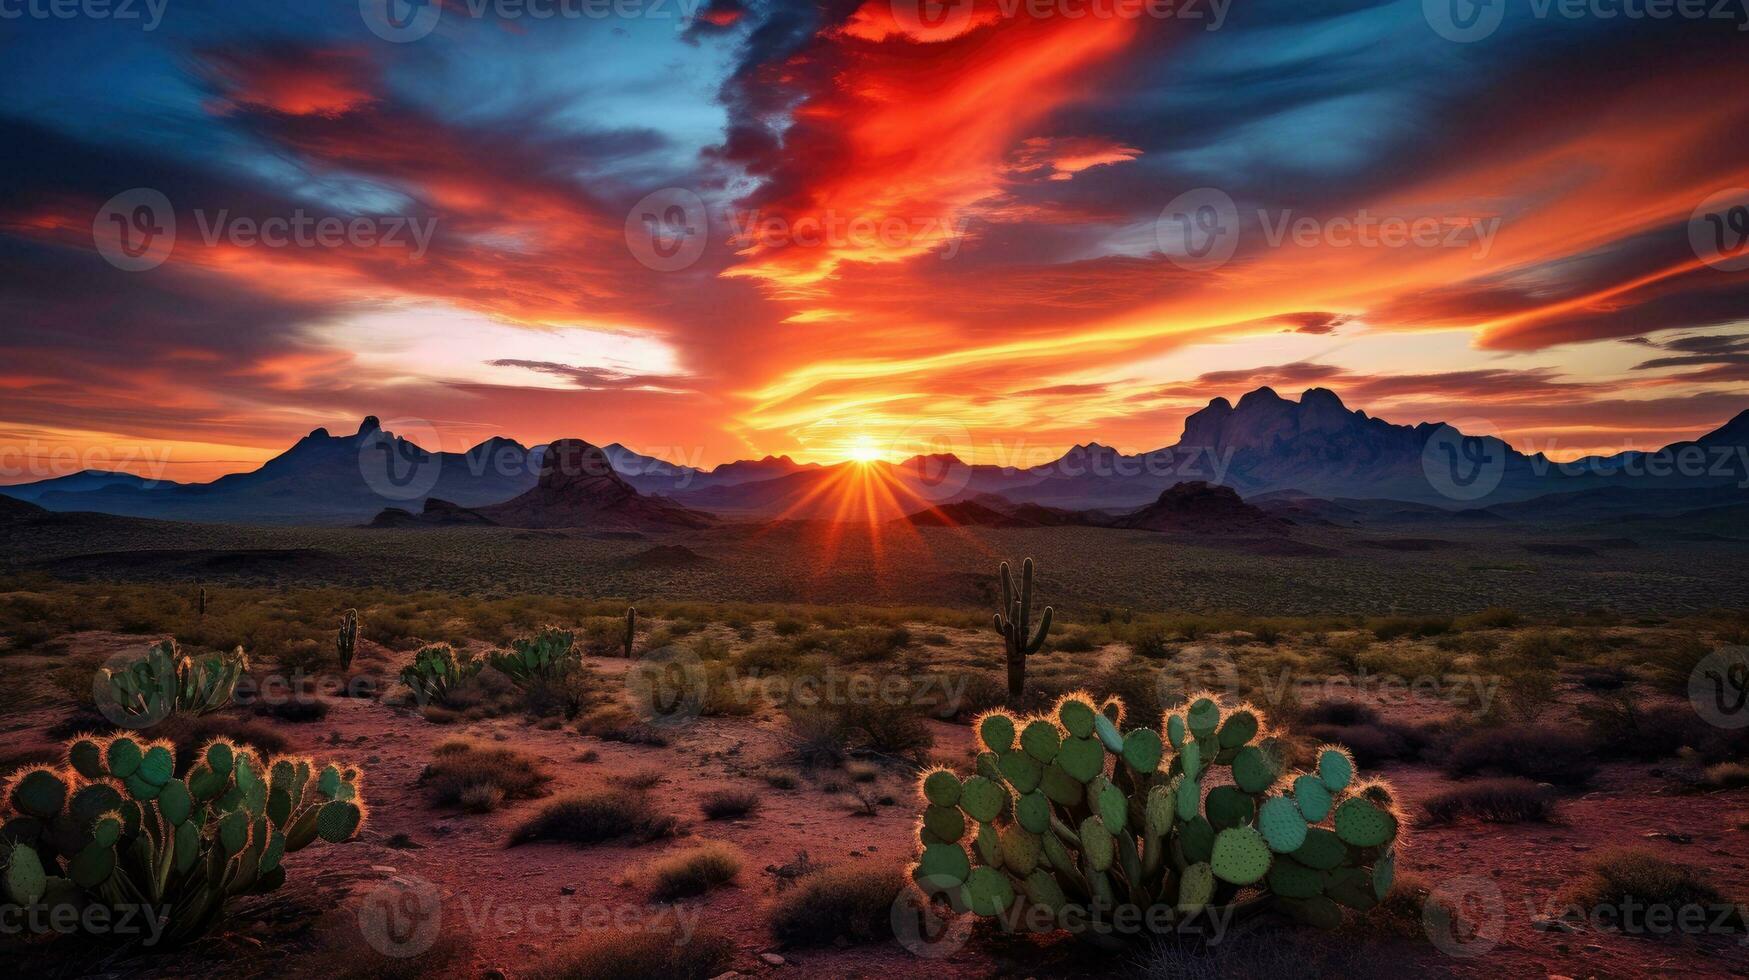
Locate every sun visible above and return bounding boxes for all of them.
[844,436,884,464]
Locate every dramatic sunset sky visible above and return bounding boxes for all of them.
[2,0,1747,482]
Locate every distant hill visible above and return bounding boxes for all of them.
[472,439,712,530]
[0,469,179,501]
[1112,481,1284,533]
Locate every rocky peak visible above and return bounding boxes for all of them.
[356,416,381,437]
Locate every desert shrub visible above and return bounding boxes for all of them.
[772,616,809,636]
[1571,665,1627,691]
[1050,628,1099,653]
[1369,616,1451,640]
[763,770,800,790]
[1560,849,1746,934]
[835,625,912,662]
[575,701,669,746]
[249,695,331,722]
[701,788,761,820]
[1457,607,1523,630]
[1129,625,1173,660]
[524,926,735,980]
[1322,634,1372,673]
[419,739,553,807]
[1421,778,1558,825]
[509,790,677,846]
[768,862,904,946]
[648,842,743,901]
[1292,700,1436,766]
[688,633,731,661]
[459,783,506,813]
[736,638,806,674]
[1136,929,1396,979]
[934,670,1005,720]
[1578,692,1707,762]
[1702,762,1749,789]
[1442,725,1597,787]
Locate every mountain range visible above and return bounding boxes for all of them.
[4,389,1746,527]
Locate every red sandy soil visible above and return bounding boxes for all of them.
[4,633,1748,979]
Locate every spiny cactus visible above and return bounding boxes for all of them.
[487,626,578,687]
[0,733,366,946]
[336,608,360,671]
[624,606,637,659]
[992,558,1053,697]
[197,586,207,618]
[909,693,1403,936]
[98,639,247,724]
[399,643,481,704]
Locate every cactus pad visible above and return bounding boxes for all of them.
[4,843,47,906]
[1080,815,1115,871]
[1025,868,1067,910]
[106,738,142,779]
[138,745,174,787]
[1333,798,1396,848]
[1211,827,1272,885]
[962,866,1014,916]
[68,739,104,780]
[1176,861,1214,912]
[1094,779,1128,831]
[1056,736,1103,783]
[1374,850,1396,900]
[70,843,115,889]
[1180,815,1215,863]
[1293,774,1333,822]
[1039,762,1084,806]
[316,801,363,843]
[1092,710,1125,753]
[1121,728,1163,774]
[1000,828,1041,875]
[958,776,1006,823]
[1174,776,1201,822]
[1317,748,1353,792]
[1165,713,1186,748]
[1266,857,1324,899]
[1016,791,1050,835]
[1231,745,1279,794]
[921,770,961,808]
[1205,786,1254,830]
[1258,795,1309,853]
[9,769,68,819]
[998,751,1043,793]
[1186,698,1220,739]
[923,804,965,842]
[1057,696,1096,738]
[1020,720,1062,762]
[1292,828,1348,871]
[978,713,1016,753]
[1218,710,1259,748]
[918,842,971,884]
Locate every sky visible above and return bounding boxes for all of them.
[1,0,1747,483]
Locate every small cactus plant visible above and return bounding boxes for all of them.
[399,644,481,704]
[908,693,1403,936]
[336,608,360,671]
[992,558,1053,697]
[197,585,207,618]
[624,606,637,659]
[487,627,578,687]
[98,639,247,724]
[0,733,367,945]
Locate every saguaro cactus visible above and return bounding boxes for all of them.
[197,586,208,618]
[993,558,1053,697]
[624,606,637,659]
[336,608,360,671]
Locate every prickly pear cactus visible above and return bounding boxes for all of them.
[399,643,481,704]
[97,639,247,724]
[908,692,1403,937]
[487,627,577,687]
[0,734,367,946]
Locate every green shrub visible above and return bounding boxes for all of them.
[419,739,552,808]
[509,790,676,847]
[647,842,742,901]
[768,862,904,946]
[525,926,735,980]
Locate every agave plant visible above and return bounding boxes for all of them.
[97,639,247,724]
[399,643,481,705]
[1,733,366,946]
[487,627,577,688]
[909,693,1403,936]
